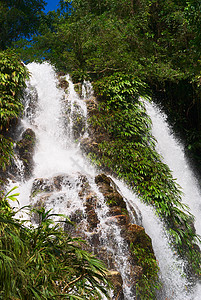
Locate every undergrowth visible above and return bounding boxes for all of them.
[0,188,111,299]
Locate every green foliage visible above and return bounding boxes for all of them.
[87,75,201,276]
[0,190,111,299]
[19,0,199,80]
[0,135,13,172]
[0,0,47,50]
[131,245,160,300]
[0,50,28,127]
[0,50,28,174]
[14,0,201,169]
[93,73,150,109]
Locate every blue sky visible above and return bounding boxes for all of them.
[44,0,60,12]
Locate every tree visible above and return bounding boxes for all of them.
[0,0,47,49]
[13,0,201,168]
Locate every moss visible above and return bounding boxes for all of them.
[128,224,160,299]
[74,83,82,96]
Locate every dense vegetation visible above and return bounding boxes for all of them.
[0,188,110,299]
[85,73,201,275]
[0,51,28,180]
[14,0,201,170]
[0,0,46,49]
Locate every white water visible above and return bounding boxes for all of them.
[10,62,135,298]
[9,62,201,299]
[145,101,201,237]
[113,178,199,300]
[145,100,201,299]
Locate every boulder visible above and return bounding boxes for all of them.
[31,178,54,196]
[127,223,154,253]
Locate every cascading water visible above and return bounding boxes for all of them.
[8,62,201,299]
[144,100,201,299]
[10,62,136,298]
[145,101,201,236]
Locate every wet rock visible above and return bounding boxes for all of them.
[74,83,82,97]
[31,174,75,197]
[86,209,100,230]
[72,103,86,140]
[78,174,91,198]
[78,178,100,231]
[80,137,100,155]
[98,247,116,270]
[95,174,126,209]
[53,174,73,191]
[16,128,36,179]
[107,271,124,300]
[69,209,84,224]
[58,77,69,90]
[88,233,100,252]
[28,172,157,298]
[126,223,157,283]
[127,224,154,251]
[31,178,54,197]
[107,214,129,226]
[109,207,123,216]
[53,175,64,191]
[127,202,142,226]
[95,173,158,293]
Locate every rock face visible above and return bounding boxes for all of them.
[95,174,127,209]
[71,103,86,140]
[29,172,157,299]
[80,98,111,170]
[57,76,69,90]
[0,127,36,186]
[107,271,124,300]
[0,85,38,187]
[1,80,158,298]
[16,128,36,179]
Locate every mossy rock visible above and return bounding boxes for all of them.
[107,271,124,300]
[127,224,153,250]
[95,174,126,209]
[16,128,36,179]
[72,108,86,140]
[74,83,82,97]
[57,77,69,90]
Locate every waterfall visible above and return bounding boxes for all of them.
[10,62,136,298]
[144,100,201,299]
[8,62,201,299]
[145,101,201,237]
